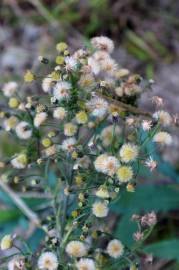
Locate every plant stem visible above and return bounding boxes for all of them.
[0,178,40,226]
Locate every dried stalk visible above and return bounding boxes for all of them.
[0,178,40,226]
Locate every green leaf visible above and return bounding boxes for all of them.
[28,229,45,251]
[144,239,179,261]
[112,184,179,246]
[111,184,179,214]
[0,209,21,223]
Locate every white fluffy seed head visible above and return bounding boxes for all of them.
[91,36,114,53]
[53,107,66,120]
[87,57,100,75]
[53,81,71,101]
[2,82,18,97]
[100,57,118,75]
[64,123,77,137]
[66,241,87,257]
[94,154,109,173]
[38,252,58,270]
[76,258,96,270]
[101,125,121,146]
[15,121,32,140]
[87,97,108,118]
[34,112,47,128]
[119,143,139,163]
[42,76,54,93]
[153,131,172,145]
[3,116,18,131]
[153,110,172,126]
[61,137,77,152]
[65,56,78,71]
[8,256,25,270]
[107,239,124,258]
[104,156,120,176]
[92,201,109,218]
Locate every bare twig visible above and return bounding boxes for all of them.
[0,178,40,226]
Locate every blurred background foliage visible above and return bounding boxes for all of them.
[0,1,179,269]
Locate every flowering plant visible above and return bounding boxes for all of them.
[0,36,174,270]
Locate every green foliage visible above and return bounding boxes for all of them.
[112,184,179,246]
[144,239,179,261]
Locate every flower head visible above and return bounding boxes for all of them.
[145,156,157,171]
[64,123,77,136]
[61,137,77,152]
[11,153,27,169]
[117,166,133,182]
[142,120,152,131]
[91,36,114,53]
[8,256,25,270]
[53,107,66,120]
[66,241,87,257]
[119,143,138,163]
[100,57,118,75]
[24,70,34,82]
[92,201,109,218]
[79,74,95,90]
[96,186,109,198]
[104,156,120,176]
[1,235,13,250]
[42,76,54,93]
[101,125,121,146]
[15,121,32,140]
[34,112,47,128]
[153,131,172,145]
[153,110,172,126]
[76,258,96,270]
[87,97,108,118]
[87,57,100,75]
[65,56,77,71]
[3,116,18,131]
[76,111,88,124]
[141,211,157,227]
[53,81,71,101]
[38,252,58,270]
[2,82,18,97]
[107,239,124,258]
[94,154,119,176]
[94,154,108,173]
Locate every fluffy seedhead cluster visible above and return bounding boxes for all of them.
[0,36,174,270]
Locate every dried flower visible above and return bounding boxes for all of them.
[141,211,157,227]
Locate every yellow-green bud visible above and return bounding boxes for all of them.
[0,235,13,250]
[50,71,60,81]
[55,56,64,65]
[42,138,52,148]
[56,42,68,52]
[8,98,19,108]
[24,70,35,82]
